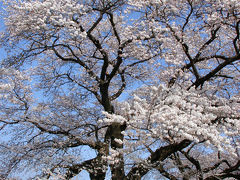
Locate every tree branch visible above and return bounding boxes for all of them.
[126,139,191,179]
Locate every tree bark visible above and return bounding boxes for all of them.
[100,82,126,179]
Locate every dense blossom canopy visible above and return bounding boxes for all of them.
[0,0,239,179]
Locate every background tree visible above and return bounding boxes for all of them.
[0,0,239,179]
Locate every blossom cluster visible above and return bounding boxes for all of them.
[102,84,240,157]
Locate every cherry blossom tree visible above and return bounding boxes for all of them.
[0,0,239,179]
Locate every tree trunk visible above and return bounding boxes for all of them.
[100,83,126,179]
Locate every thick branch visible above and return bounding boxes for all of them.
[110,71,126,100]
[233,20,240,55]
[126,139,191,179]
[181,150,203,180]
[167,23,200,80]
[108,12,121,44]
[204,160,240,179]
[157,163,177,180]
[193,55,240,87]
[194,26,220,60]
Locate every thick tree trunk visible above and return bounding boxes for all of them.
[100,83,126,179]
[108,123,126,180]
